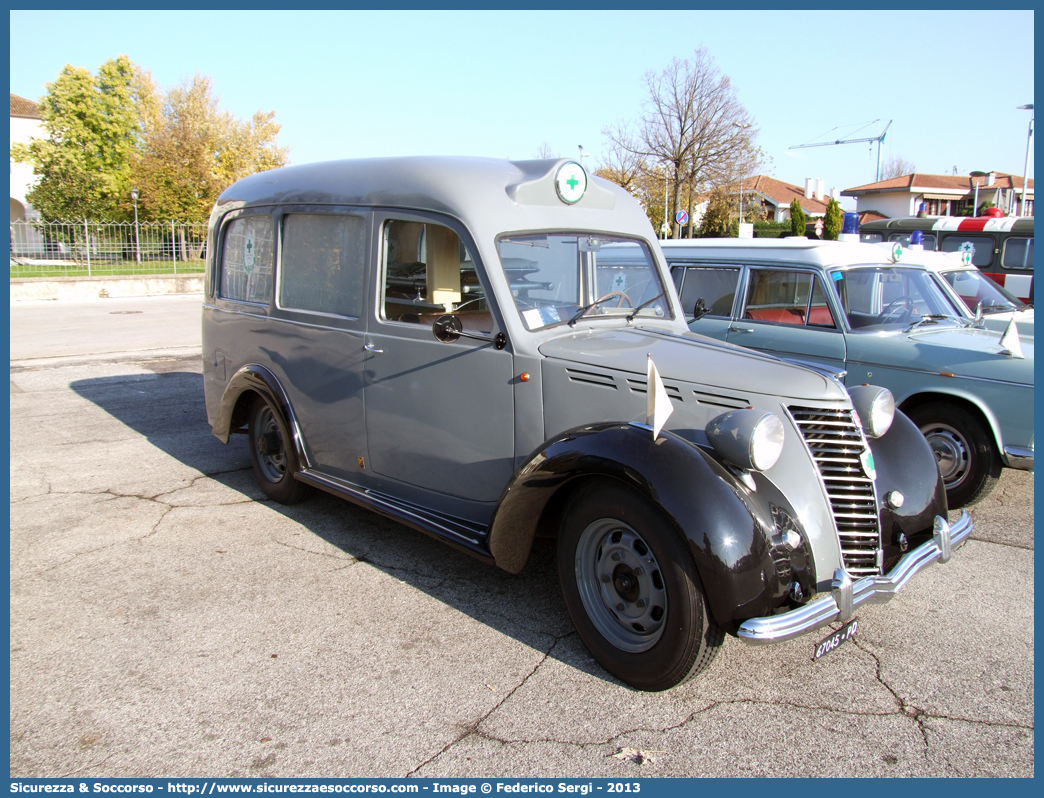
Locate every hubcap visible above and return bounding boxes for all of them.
[574,518,667,653]
[255,405,288,483]
[921,422,970,488]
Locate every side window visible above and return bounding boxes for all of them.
[889,232,937,250]
[677,266,740,318]
[744,270,812,325]
[807,277,837,328]
[382,220,489,332]
[859,232,884,243]
[220,215,274,304]
[1002,237,1034,270]
[279,213,366,317]
[940,234,994,267]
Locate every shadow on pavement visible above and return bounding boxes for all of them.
[70,361,616,687]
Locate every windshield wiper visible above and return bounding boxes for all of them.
[567,295,621,326]
[626,292,666,323]
[905,314,951,332]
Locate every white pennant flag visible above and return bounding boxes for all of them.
[647,355,673,439]
[999,319,1024,359]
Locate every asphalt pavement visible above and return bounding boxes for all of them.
[8,294,1035,778]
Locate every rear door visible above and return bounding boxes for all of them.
[725,266,847,373]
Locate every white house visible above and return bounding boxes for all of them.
[842,172,1034,218]
[10,93,44,222]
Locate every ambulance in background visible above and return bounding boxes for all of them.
[859,210,1034,303]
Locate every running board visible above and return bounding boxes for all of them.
[295,468,495,565]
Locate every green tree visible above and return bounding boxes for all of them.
[698,187,734,237]
[823,197,843,240]
[134,74,289,222]
[789,198,806,236]
[11,55,155,221]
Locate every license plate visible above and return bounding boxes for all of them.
[812,618,858,661]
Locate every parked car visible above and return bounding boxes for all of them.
[663,238,1034,509]
[202,157,970,691]
[858,214,1034,303]
[897,246,1033,340]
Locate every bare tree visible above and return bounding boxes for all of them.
[534,141,556,159]
[594,125,646,193]
[881,155,916,181]
[603,48,759,238]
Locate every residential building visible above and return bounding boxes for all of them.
[10,93,43,222]
[737,175,835,222]
[842,172,1034,218]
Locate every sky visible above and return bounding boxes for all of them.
[9,9,1035,211]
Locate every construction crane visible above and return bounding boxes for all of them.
[789,120,893,182]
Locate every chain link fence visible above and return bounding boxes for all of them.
[10,220,208,278]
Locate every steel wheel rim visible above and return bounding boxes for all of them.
[255,405,288,483]
[922,422,970,488]
[574,518,667,653]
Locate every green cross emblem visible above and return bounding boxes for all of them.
[566,175,579,191]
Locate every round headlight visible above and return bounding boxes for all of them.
[706,409,785,472]
[848,385,895,438]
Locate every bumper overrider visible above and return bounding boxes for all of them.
[738,511,973,644]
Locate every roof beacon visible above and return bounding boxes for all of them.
[839,212,860,243]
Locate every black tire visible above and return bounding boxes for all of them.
[908,401,1000,509]
[248,396,310,505]
[557,480,722,691]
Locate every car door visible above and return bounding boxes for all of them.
[671,262,742,340]
[363,211,515,503]
[725,266,847,373]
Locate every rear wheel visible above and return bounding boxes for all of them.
[248,397,310,505]
[908,401,1000,508]
[557,481,722,691]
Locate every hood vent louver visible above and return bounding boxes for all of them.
[566,368,618,390]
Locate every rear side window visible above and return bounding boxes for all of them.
[280,214,367,317]
[220,215,274,304]
[1002,237,1034,270]
[677,266,740,318]
[940,234,994,267]
[859,232,883,243]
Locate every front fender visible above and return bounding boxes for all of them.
[868,409,948,561]
[487,423,802,629]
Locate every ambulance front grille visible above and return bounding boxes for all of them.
[788,406,882,577]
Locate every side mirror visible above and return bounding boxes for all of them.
[693,297,709,320]
[432,314,507,350]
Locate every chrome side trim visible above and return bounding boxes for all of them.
[1003,446,1035,471]
[738,510,973,645]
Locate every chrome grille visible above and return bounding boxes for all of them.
[788,406,882,576]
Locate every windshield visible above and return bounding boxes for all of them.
[829,266,963,332]
[496,234,671,330]
[940,268,1027,314]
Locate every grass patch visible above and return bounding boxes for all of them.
[11,261,205,279]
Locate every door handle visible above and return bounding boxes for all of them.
[364,342,384,353]
[730,325,754,333]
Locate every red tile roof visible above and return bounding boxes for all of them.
[858,210,889,224]
[10,93,41,119]
[844,172,1032,195]
[740,175,831,214]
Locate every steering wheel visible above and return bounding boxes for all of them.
[595,291,633,308]
[881,295,915,322]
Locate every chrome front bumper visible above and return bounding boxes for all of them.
[1004,446,1034,471]
[738,511,973,645]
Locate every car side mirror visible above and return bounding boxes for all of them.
[693,297,709,320]
[432,314,507,350]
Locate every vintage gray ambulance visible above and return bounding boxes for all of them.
[202,157,971,691]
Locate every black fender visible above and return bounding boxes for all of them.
[487,422,804,630]
[868,409,948,564]
[212,364,309,468]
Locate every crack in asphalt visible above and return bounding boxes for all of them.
[405,633,576,777]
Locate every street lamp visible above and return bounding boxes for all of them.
[130,187,141,266]
[733,122,753,230]
[1017,104,1033,217]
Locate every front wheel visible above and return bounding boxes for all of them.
[908,401,1000,508]
[248,397,310,505]
[557,481,722,691]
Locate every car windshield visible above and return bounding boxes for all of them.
[828,266,964,332]
[939,268,1027,314]
[496,234,671,330]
